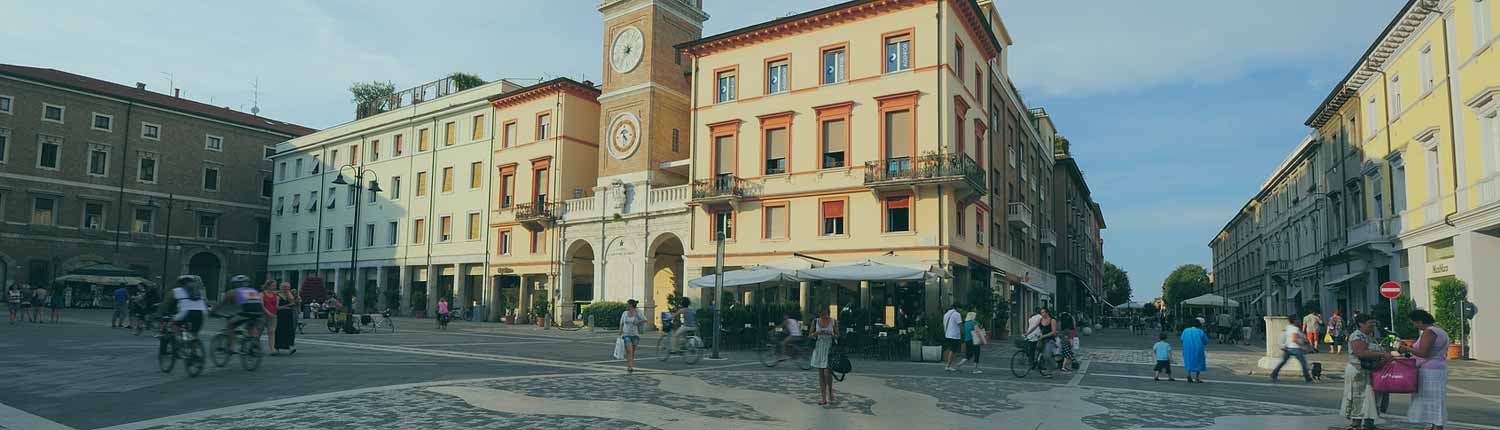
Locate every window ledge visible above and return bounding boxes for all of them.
[882,231,915,237]
[817,234,848,240]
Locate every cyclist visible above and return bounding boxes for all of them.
[780,312,803,360]
[669,297,697,352]
[216,275,267,350]
[164,275,208,337]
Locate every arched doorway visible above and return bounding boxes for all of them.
[188,252,223,298]
[565,240,595,319]
[648,233,684,316]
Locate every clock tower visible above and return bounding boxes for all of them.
[597,0,707,185]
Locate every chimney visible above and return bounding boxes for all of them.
[135,82,146,90]
[174,89,180,98]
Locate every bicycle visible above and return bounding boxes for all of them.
[210,314,263,371]
[656,329,704,364]
[356,309,396,333]
[156,317,205,377]
[758,334,814,370]
[1010,339,1054,378]
[436,312,451,330]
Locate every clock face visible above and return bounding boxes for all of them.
[607,112,641,160]
[610,26,645,74]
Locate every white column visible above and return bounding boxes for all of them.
[375,267,389,312]
[398,266,413,316]
[642,256,657,327]
[859,280,872,310]
[426,264,440,318]
[799,281,810,318]
[518,275,533,320]
[558,261,574,324]
[354,267,369,313]
[455,264,470,317]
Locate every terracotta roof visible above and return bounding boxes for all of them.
[0,63,316,137]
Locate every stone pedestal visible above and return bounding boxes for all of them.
[1257,315,1292,370]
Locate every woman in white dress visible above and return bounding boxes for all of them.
[810,306,838,406]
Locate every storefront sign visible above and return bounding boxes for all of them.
[1427,260,1454,277]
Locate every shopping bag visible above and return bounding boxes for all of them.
[1372,358,1419,394]
[1323,332,1332,344]
[612,337,625,360]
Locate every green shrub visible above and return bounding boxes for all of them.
[532,298,550,319]
[1376,295,1420,339]
[1432,278,1468,341]
[581,301,627,328]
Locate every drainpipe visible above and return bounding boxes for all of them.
[425,117,439,312]
[111,102,135,257]
[935,0,948,309]
[484,103,496,322]
[1417,1,1463,227]
[689,53,701,253]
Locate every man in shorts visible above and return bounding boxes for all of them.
[111,286,130,328]
[942,303,964,372]
[6,286,23,324]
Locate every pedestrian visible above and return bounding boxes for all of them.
[810,306,838,405]
[1215,311,1233,343]
[1271,315,1314,383]
[1058,314,1078,373]
[274,282,298,355]
[1341,313,1391,430]
[1327,310,1346,355]
[1398,309,1449,429]
[259,281,280,354]
[942,303,963,372]
[48,286,64,323]
[1303,310,1324,353]
[1025,308,1057,378]
[111,285,129,328]
[19,284,35,323]
[619,299,645,373]
[6,286,21,324]
[30,285,48,323]
[960,310,985,373]
[1153,333,1176,381]
[437,297,451,327]
[1180,318,1209,383]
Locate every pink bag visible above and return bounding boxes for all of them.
[1372,358,1419,394]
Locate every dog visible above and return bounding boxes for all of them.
[1310,362,1324,381]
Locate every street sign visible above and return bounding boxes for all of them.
[1380,281,1402,299]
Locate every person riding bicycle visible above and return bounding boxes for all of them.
[215,275,267,350]
[780,312,803,360]
[163,275,208,337]
[1024,308,1057,378]
[669,297,698,352]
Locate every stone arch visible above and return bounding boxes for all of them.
[180,247,229,298]
[647,232,685,314]
[563,239,596,313]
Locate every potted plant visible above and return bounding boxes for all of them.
[921,314,944,362]
[504,308,516,325]
[533,299,550,327]
[1432,278,1468,359]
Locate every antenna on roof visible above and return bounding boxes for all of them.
[160,72,175,95]
[250,77,262,116]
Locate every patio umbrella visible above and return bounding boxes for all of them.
[55,263,155,287]
[796,259,929,282]
[687,265,801,288]
[1181,293,1239,308]
[1114,301,1150,310]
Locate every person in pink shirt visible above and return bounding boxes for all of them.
[261,281,281,354]
[437,297,451,328]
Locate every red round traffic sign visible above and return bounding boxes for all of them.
[1380,281,1402,299]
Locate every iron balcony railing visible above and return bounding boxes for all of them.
[513,201,558,223]
[692,175,747,200]
[862,153,984,191]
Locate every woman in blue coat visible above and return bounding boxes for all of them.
[1180,318,1209,383]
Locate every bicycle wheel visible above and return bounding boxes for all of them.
[684,338,703,364]
[758,344,780,367]
[157,339,177,373]
[1009,350,1031,378]
[327,318,339,333]
[241,340,262,371]
[184,341,205,377]
[657,336,672,362]
[210,334,232,368]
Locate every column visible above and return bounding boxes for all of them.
[426,264,439,318]
[642,256,657,329]
[859,280,872,310]
[398,266,413,316]
[1258,315,1292,370]
[924,278,941,317]
[518,275,532,320]
[354,268,369,313]
[335,268,347,303]
[455,264,470,319]
[375,267,389,312]
[558,261,574,325]
[799,281,811,318]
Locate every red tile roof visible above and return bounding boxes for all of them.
[0,64,316,137]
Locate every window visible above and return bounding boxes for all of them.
[439,216,452,242]
[345,185,355,207]
[274,234,283,254]
[0,95,10,114]
[331,149,340,167]
[324,228,335,250]
[276,197,285,216]
[957,207,966,237]
[418,128,431,151]
[975,209,985,245]
[536,113,552,139]
[1478,0,1494,51]
[1391,75,1402,113]
[141,122,161,140]
[306,230,316,251]
[503,121,517,148]
[441,166,454,193]
[133,208,154,233]
[42,103,64,123]
[416,171,428,197]
[387,221,399,245]
[344,226,355,248]
[954,39,965,81]
[821,200,845,236]
[203,165,221,191]
[1367,97,1379,133]
[365,223,375,247]
[412,219,426,244]
[672,128,680,153]
[37,135,61,170]
[368,180,378,203]
[137,154,157,183]
[393,134,404,156]
[370,139,380,161]
[884,31,912,73]
[444,121,456,146]
[764,126,788,175]
[348,144,358,165]
[766,57,789,94]
[763,203,787,240]
[309,190,320,212]
[390,176,402,199]
[92,113,113,131]
[311,155,321,174]
[82,202,105,230]
[499,170,515,208]
[530,230,543,253]
[292,193,301,213]
[31,197,56,225]
[290,233,299,253]
[197,214,218,239]
[713,134,735,176]
[1420,45,1434,92]
[470,161,483,189]
[277,162,287,180]
[87,144,109,176]
[294,158,303,177]
[471,114,485,140]
[499,230,512,255]
[716,68,738,103]
[883,109,913,162]
[467,212,480,240]
[204,135,223,152]
[884,195,911,233]
[532,166,549,204]
[263,146,276,160]
[1426,144,1442,198]
[712,210,734,240]
[822,45,847,84]
[0,128,8,163]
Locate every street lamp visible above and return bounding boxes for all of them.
[331,166,381,314]
[144,194,179,284]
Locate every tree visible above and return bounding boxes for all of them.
[1161,264,1212,311]
[1432,278,1468,342]
[1054,134,1071,155]
[350,81,396,117]
[448,72,487,91]
[1102,261,1132,306]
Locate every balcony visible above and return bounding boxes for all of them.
[1006,201,1033,231]
[1344,218,1398,255]
[692,175,747,209]
[514,201,558,231]
[863,154,985,201]
[1040,227,1057,247]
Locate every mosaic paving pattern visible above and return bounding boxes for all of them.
[460,374,774,421]
[1079,389,1328,429]
[693,371,877,415]
[881,376,1029,418]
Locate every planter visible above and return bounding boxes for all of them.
[535,317,546,327]
[910,340,924,362]
[921,345,943,362]
[1447,342,1464,359]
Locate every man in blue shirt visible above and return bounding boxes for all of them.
[111,286,130,328]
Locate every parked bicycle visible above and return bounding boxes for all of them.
[656,330,704,364]
[156,317,205,377]
[356,309,396,333]
[757,333,814,370]
[209,315,263,371]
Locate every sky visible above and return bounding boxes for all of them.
[2,0,1408,300]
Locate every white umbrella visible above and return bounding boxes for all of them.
[1114,301,1150,310]
[687,265,800,288]
[797,259,929,282]
[1181,293,1240,308]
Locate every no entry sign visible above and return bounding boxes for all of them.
[1380,281,1402,299]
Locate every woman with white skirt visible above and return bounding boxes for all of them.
[1341,313,1390,430]
[1399,309,1449,430]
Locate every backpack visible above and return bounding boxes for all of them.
[187,285,203,301]
[829,342,852,381]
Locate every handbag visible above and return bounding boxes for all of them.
[972,328,988,346]
[612,337,625,360]
[1371,358,1419,394]
[829,344,852,381]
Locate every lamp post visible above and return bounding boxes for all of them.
[331,166,381,315]
[144,194,179,284]
[711,231,725,359]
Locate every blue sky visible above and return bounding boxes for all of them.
[3,0,1406,299]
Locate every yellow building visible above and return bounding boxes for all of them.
[1308,0,1499,359]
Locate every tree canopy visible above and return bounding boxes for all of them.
[1103,261,1131,305]
[448,72,486,91]
[350,81,396,117]
[1054,134,1071,155]
[1161,264,1212,311]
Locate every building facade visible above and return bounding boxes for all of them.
[1051,150,1105,315]
[0,64,312,298]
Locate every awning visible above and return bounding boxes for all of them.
[1181,293,1240,308]
[798,260,928,282]
[1014,281,1050,296]
[688,265,800,288]
[54,274,155,287]
[1324,272,1361,287]
[1114,301,1151,310]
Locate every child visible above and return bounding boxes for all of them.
[1153,333,1175,381]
